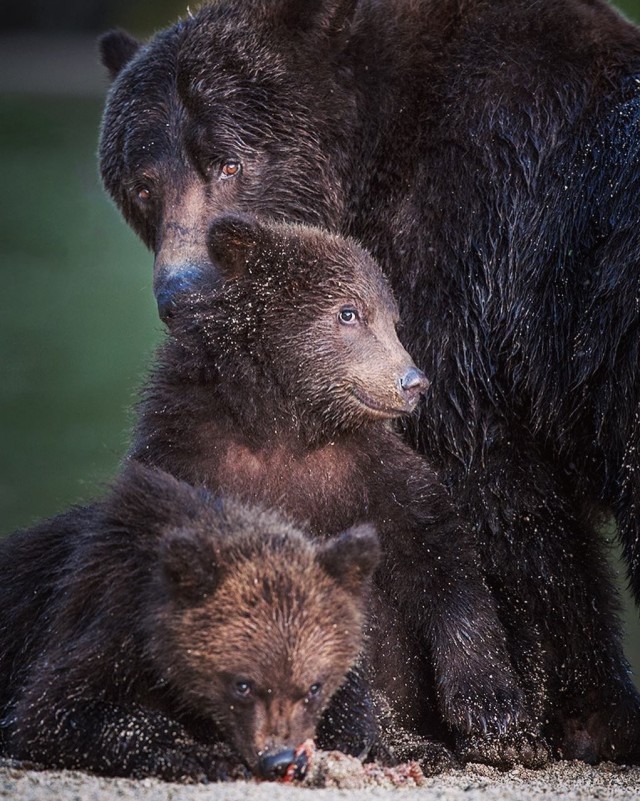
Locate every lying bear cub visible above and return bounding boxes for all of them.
[0,462,379,781]
[131,214,542,767]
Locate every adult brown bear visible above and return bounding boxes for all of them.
[98,0,640,762]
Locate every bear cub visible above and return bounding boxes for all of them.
[131,213,542,767]
[0,462,379,781]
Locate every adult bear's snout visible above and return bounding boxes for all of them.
[155,268,206,323]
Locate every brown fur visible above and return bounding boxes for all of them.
[129,214,546,767]
[0,463,379,779]
[156,536,367,760]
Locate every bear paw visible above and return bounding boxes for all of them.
[409,738,460,775]
[443,681,550,768]
[443,680,528,736]
[142,743,250,783]
[372,729,459,775]
[455,730,551,769]
[557,701,640,764]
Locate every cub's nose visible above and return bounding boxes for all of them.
[399,366,429,399]
[256,748,308,781]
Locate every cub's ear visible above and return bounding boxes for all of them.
[160,528,224,603]
[207,213,268,280]
[276,0,358,39]
[317,523,380,595]
[104,461,211,539]
[98,29,142,80]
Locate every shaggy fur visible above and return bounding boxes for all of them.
[99,0,640,762]
[124,213,545,768]
[0,463,379,780]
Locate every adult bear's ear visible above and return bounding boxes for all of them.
[98,29,142,80]
[276,0,358,40]
[160,528,225,604]
[207,213,267,280]
[317,524,380,595]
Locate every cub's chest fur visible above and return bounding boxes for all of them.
[215,439,368,533]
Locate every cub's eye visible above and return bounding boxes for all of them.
[221,161,242,179]
[308,683,322,698]
[338,307,359,325]
[234,680,252,698]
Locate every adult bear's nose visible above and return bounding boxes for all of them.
[154,268,204,324]
[399,366,429,399]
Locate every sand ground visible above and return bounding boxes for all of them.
[2,758,640,801]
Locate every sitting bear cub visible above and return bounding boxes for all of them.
[131,214,543,767]
[0,463,379,781]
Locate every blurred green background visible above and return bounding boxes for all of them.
[1,0,640,679]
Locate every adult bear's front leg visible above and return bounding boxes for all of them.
[459,444,640,764]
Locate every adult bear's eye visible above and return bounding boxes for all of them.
[308,682,322,697]
[135,185,151,202]
[338,307,359,325]
[221,161,242,179]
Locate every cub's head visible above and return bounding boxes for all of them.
[149,498,379,778]
[168,213,427,439]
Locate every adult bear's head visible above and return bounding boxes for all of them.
[98,0,360,322]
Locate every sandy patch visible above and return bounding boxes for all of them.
[2,755,640,801]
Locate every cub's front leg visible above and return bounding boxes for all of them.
[7,695,247,782]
